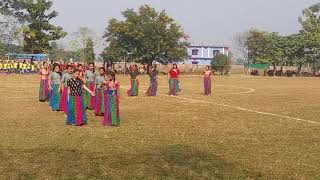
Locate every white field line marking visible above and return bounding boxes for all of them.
[112,86,318,125]
[167,95,320,125]
[215,85,255,95]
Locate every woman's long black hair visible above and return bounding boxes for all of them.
[173,63,178,69]
[53,63,62,76]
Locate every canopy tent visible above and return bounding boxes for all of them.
[244,63,270,69]
[10,53,48,61]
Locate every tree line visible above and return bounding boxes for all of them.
[0,1,188,65]
[234,3,320,75]
[1,1,319,71]
[0,0,97,63]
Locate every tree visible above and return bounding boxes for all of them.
[47,41,86,62]
[0,0,32,22]
[0,15,20,48]
[233,31,249,66]
[0,42,22,58]
[103,4,189,66]
[101,40,123,63]
[262,32,286,75]
[22,0,67,53]
[70,26,97,63]
[298,3,320,74]
[211,54,231,75]
[0,15,22,57]
[245,29,269,64]
[48,42,66,61]
[1,0,67,53]
[85,38,95,63]
[64,50,82,62]
[286,33,306,75]
[243,29,287,75]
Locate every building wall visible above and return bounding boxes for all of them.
[184,46,229,65]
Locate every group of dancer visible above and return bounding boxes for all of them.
[39,62,120,127]
[0,60,36,74]
[126,64,180,96]
[38,62,214,127]
[126,63,214,97]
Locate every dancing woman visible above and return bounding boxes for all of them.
[145,65,158,96]
[84,63,95,110]
[168,63,181,96]
[39,62,50,102]
[102,72,120,127]
[201,66,213,95]
[60,65,73,114]
[66,69,95,126]
[94,67,106,116]
[127,65,139,96]
[48,63,62,111]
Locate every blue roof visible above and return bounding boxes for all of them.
[12,54,47,61]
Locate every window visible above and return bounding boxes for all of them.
[192,49,199,55]
[192,61,198,64]
[213,50,220,57]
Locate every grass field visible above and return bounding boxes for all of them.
[1,74,320,179]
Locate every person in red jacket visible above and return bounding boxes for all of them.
[168,63,181,96]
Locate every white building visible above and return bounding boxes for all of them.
[183,45,229,65]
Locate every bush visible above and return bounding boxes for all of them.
[211,54,231,75]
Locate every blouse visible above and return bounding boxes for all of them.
[40,69,49,80]
[169,69,180,79]
[95,75,105,89]
[106,81,120,90]
[49,72,61,84]
[203,70,212,77]
[129,70,139,79]
[148,71,157,78]
[61,73,73,87]
[67,78,84,96]
[84,70,95,82]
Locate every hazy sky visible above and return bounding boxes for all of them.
[51,0,318,52]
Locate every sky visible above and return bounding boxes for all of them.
[51,0,319,54]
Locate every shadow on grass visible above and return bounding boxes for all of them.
[110,145,264,179]
[0,145,264,179]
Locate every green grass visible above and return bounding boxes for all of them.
[0,74,320,179]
